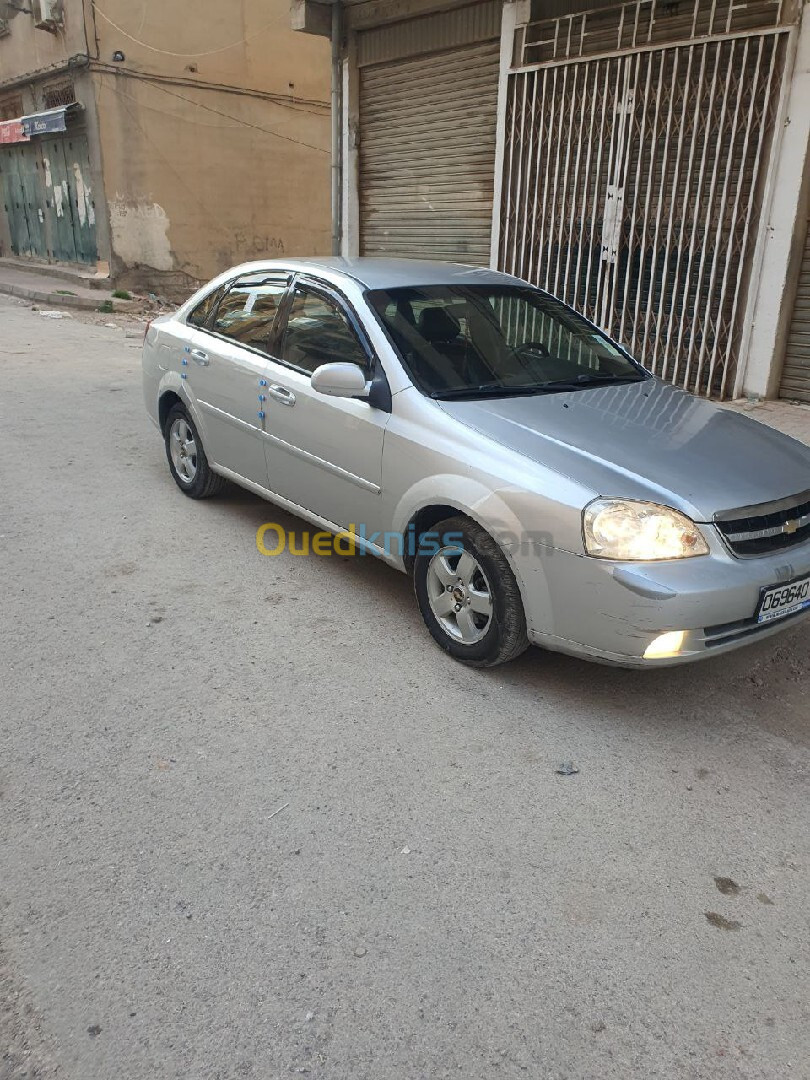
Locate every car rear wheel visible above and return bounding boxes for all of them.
[164,403,226,499]
[414,515,529,667]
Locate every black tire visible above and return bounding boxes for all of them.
[163,403,226,499]
[413,514,529,667]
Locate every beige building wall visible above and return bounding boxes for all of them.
[89,0,332,289]
[0,3,107,268]
[0,0,331,290]
[0,0,88,84]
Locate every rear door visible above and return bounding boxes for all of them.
[184,273,290,484]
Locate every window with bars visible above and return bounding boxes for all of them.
[521,0,790,66]
[41,80,76,110]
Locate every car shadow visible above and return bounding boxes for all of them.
[209,481,809,746]
[499,620,810,747]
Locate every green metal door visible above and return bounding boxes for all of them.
[0,134,96,264]
[60,134,97,264]
[41,137,79,263]
[16,142,47,257]
[0,146,34,257]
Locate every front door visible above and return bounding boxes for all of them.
[261,279,390,536]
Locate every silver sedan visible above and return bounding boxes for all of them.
[142,258,810,667]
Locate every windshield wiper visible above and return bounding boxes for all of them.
[536,372,646,392]
[430,372,645,401]
[430,383,549,401]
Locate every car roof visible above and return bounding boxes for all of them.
[217,256,527,291]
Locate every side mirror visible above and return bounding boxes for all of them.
[310,362,369,399]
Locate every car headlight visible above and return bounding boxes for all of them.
[583,498,709,560]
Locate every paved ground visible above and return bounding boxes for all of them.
[723,398,810,443]
[1,295,808,1080]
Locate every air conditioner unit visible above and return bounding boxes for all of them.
[32,0,63,33]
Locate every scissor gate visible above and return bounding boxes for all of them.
[497,0,795,397]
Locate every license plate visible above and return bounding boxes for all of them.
[756,574,810,624]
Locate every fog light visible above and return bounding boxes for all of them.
[644,630,686,659]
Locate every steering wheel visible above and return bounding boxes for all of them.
[513,340,550,358]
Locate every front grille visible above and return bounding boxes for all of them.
[714,490,810,557]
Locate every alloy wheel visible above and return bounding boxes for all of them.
[426,546,494,644]
[169,417,198,484]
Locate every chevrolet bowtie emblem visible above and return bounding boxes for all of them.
[783,519,799,535]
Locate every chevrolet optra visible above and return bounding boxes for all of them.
[143,258,810,667]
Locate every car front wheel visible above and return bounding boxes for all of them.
[413,515,529,667]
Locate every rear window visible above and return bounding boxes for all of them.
[186,284,226,328]
[211,276,290,350]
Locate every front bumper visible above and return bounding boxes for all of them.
[522,532,810,666]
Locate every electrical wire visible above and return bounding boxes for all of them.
[98,76,254,130]
[80,0,99,61]
[97,75,329,153]
[149,81,330,152]
[92,3,286,59]
[90,62,330,115]
[0,57,88,94]
[102,83,229,277]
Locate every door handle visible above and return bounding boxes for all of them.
[190,349,209,366]
[267,384,296,407]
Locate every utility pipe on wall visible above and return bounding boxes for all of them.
[331,0,343,256]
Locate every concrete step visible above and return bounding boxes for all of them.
[0,256,112,290]
[0,264,140,313]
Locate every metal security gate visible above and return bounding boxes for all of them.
[498,0,793,397]
[0,129,96,264]
[779,217,810,402]
[0,143,37,256]
[40,134,97,264]
[359,18,501,264]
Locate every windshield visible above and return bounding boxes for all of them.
[366,284,646,399]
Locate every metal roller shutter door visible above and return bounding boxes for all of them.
[359,40,500,264]
[780,219,810,403]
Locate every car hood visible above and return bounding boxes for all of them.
[436,378,810,520]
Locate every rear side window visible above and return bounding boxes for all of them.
[212,276,290,351]
[186,284,227,328]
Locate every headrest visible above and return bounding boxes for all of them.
[419,306,461,343]
[396,298,416,326]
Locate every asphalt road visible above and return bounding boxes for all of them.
[1,295,808,1080]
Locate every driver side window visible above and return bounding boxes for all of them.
[490,294,621,370]
[280,287,370,375]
